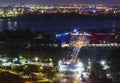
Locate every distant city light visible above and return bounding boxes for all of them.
[73,29,77,32]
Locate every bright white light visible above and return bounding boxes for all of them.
[58,60,62,65]
[93,10,96,13]
[59,66,67,72]
[103,65,110,70]
[1,59,7,63]
[58,60,84,74]
[78,62,83,67]
[81,68,84,71]
[65,62,70,64]
[35,57,38,62]
[2,62,12,66]
[73,29,77,32]
[106,73,112,79]
[100,60,106,66]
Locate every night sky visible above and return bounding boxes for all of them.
[0,0,120,4]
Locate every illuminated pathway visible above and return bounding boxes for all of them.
[71,46,81,59]
[57,32,91,83]
[57,35,89,83]
[70,35,88,59]
[59,35,89,73]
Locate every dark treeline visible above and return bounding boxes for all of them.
[18,13,120,21]
[0,29,61,62]
[1,12,120,21]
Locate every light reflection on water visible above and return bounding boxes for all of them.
[0,19,119,32]
[0,19,18,30]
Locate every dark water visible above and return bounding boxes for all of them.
[0,19,120,32]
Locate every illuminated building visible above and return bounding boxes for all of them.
[91,33,115,43]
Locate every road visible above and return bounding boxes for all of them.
[54,73,80,83]
[54,73,90,83]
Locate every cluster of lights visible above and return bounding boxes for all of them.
[58,60,84,74]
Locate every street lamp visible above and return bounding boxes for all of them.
[35,57,38,62]
[100,60,106,66]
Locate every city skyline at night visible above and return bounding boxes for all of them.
[0,0,120,83]
[0,0,120,5]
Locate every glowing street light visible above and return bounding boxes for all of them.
[35,57,38,62]
[100,60,106,66]
[73,29,77,32]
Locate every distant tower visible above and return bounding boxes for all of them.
[112,20,115,32]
